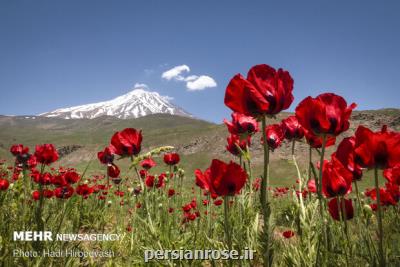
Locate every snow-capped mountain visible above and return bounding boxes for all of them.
[39,88,192,119]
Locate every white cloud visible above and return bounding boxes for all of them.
[161,65,217,91]
[184,75,199,82]
[161,65,190,81]
[186,75,217,91]
[134,83,149,89]
[161,95,174,101]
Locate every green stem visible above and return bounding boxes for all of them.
[207,194,212,237]
[292,140,305,235]
[374,167,385,267]
[260,115,271,267]
[247,157,253,205]
[134,167,155,234]
[316,135,328,264]
[22,168,29,230]
[224,196,233,267]
[354,180,378,261]
[308,146,313,202]
[338,196,350,266]
[308,145,312,182]
[354,180,362,213]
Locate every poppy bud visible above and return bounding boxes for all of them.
[112,177,122,185]
[363,204,373,216]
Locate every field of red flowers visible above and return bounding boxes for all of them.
[1,64,400,266]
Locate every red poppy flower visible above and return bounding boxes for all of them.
[333,137,363,181]
[224,64,294,116]
[43,189,54,198]
[0,179,9,190]
[182,212,197,223]
[223,112,259,136]
[51,174,67,186]
[307,179,317,193]
[34,172,53,185]
[282,230,295,239]
[322,158,353,198]
[262,124,284,150]
[182,203,192,212]
[54,186,74,199]
[305,130,336,148]
[385,182,400,204]
[26,155,37,169]
[369,203,378,211]
[34,144,59,165]
[195,168,211,192]
[97,146,114,165]
[110,128,142,157]
[156,173,166,188]
[252,178,261,191]
[115,190,124,197]
[354,125,400,169]
[226,134,249,156]
[208,159,247,196]
[384,165,400,185]
[145,175,155,188]
[366,186,398,206]
[328,198,354,221]
[64,171,80,184]
[214,199,223,206]
[163,153,180,165]
[10,144,29,156]
[139,169,147,179]
[281,116,305,141]
[107,164,120,178]
[190,199,197,209]
[140,157,156,170]
[76,184,94,197]
[168,188,175,197]
[296,93,356,137]
[32,190,40,201]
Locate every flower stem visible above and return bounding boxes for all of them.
[224,195,233,267]
[292,140,305,235]
[354,180,362,213]
[354,179,378,261]
[339,196,351,265]
[308,145,312,182]
[22,168,29,230]
[374,167,385,267]
[316,135,328,263]
[207,194,212,237]
[247,157,253,205]
[260,115,271,267]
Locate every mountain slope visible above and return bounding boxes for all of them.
[39,88,191,119]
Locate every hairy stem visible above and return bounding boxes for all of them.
[316,135,328,264]
[260,115,271,267]
[224,196,233,267]
[374,167,385,267]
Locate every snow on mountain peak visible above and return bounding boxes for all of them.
[39,88,191,119]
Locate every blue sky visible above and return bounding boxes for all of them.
[0,0,399,123]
